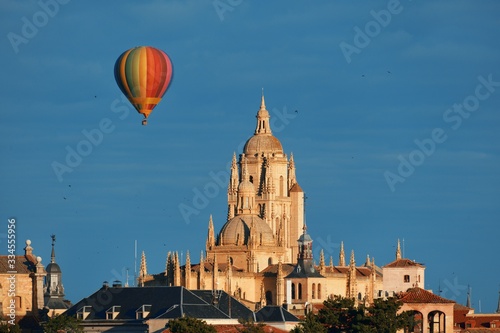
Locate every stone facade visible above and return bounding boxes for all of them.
[0,240,45,322]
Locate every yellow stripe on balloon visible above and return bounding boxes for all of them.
[119,49,133,97]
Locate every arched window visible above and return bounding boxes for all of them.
[312,283,316,299]
[291,283,296,300]
[268,257,273,266]
[406,311,423,333]
[298,283,302,300]
[249,175,253,183]
[428,311,445,333]
[279,176,284,196]
[318,283,322,299]
[229,257,234,265]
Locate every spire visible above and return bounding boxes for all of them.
[237,155,256,215]
[276,260,284,306]
[174,252,181,286]
[50,234,56,263]
[288,153,297,189]
[185,251,191,288]
[319,249,325,274]
[259,281,266,307]
[496,289,500,313]
[213,254,219,290]
[339,241,346,266]
[139,251,147,287]
[347,250,357,300]
[260,88,266,110]
[206,215,215,249]
[396,239,402,260]
[186,250,191,268]
[165,251,171,274]
[466,286,472,308]
[329,256,334,268]
[349,250,356,267]
[254,91,272,135]
[199,251,206,289]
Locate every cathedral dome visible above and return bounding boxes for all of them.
[243,135,283,156]
[46,262,62,274]
[238,178,255,193]
[219,214,275,246]
[243,95,284,156]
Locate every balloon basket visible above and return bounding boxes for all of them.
[142,119,148,126]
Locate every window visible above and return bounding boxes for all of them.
[77,306,92,320]
[404,275,410,283]
[318,284,322,299]
[298,283,302,300]
[279,176,284,196]
[291,283,296,300]
[312,283,316,299]
[106,305,121,320]
[136,304,151,320]
[268,257,273,266]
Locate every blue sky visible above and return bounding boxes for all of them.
[1,1,499,312]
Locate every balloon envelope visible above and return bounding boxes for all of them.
[114,46,173,125]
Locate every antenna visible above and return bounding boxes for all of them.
[134,240,137,287]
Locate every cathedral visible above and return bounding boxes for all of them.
[139,95,423,313]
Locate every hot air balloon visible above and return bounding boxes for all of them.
[114,46,173,125]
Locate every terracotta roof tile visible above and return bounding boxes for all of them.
[399,287,455,304]
[0,255,36,274]
[384,258,425,268]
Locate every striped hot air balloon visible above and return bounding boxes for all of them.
[114,46,173,125]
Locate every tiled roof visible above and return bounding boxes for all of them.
[285,260,325,278]
[260,263,295,276]
[0,255,36,274]
[322,265,381,278]
[191,290,254,320]
[255,306,299,322]
[465,314,500,328]
[65,286,294,324]
[464,329,500,333]
[163,324,289,333]
[384,258,425,268]
[65,286,230,321]
[399,287,455,304]
[454,303,473,326]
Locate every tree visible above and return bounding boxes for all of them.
[43,314,83,333]
[317,295,362,333]
[290,311,327,333]
[0,319,21,333]
[167,316,216,333]
[356,298,415,333]
[236,317,266,333]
